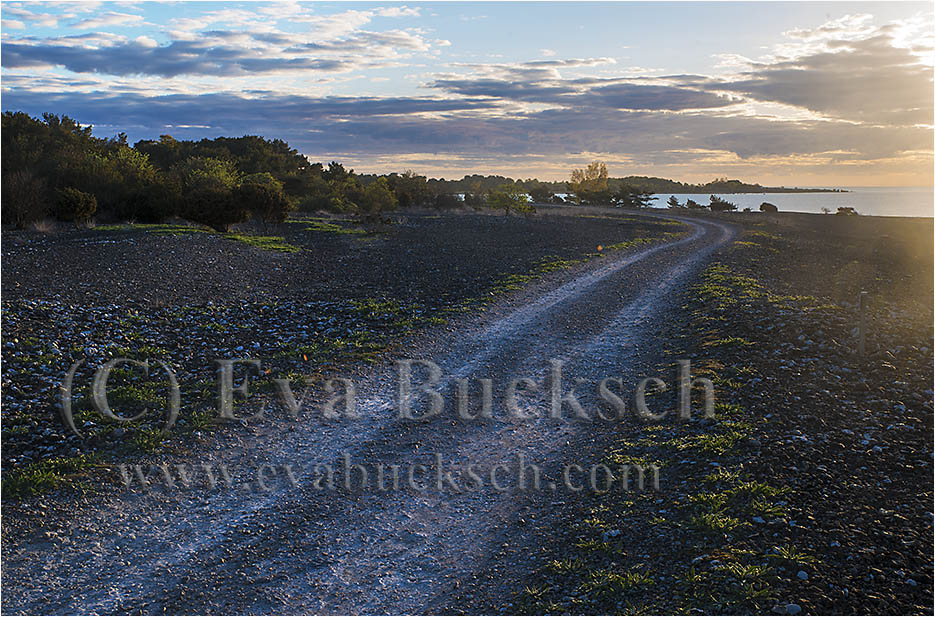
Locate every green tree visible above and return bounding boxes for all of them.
[488,183,533,214]
[569,161,609,204]
[358,177,397,222]
[614,186,656,208]
[709,195,737,212]
[666,195,681,209]
[174,157,246,231]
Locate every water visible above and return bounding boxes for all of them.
[649,187,933,218]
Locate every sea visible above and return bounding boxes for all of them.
[646,186,933,218]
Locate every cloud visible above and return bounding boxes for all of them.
[1,8,930,183]
[2,6,435,78]
[429,59,731,111]
[2,3,69,28]
[712,17,934,126]
[70,11,144,29]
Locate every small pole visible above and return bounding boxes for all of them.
[858,291,868,358]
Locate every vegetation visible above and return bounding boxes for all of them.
[2,111,824,230]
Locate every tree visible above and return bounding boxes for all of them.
[666,195,681,209]
[2,170,48,228]
[488,183,533,214]
[237,183,292,227]
[358,177,397,222]
[685,198,704,210]
[759,202,778,213]
[614,186,656,208]
[386,170,430,208]
[528,184,554,203]
[432,193,462,209]
[709,195,737,212]
[569,161,609,204]
[174,157,246,231]
[54,187,97,226]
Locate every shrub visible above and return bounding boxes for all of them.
[358,177,397,222]
[709,195,737,212]
[53,187,97,226]
[759,202,778,213]
[432,193,462,209]
[2,169,48,228]
[488,183,531,214]
[185,186,248,232]
[237,182,292,226]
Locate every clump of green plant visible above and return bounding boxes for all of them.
[580,567,655,597]
[95,223,209,235]
[303,219,367,235]
[1,454,97,498]
[768,544,817,565]
[225,234,299,252]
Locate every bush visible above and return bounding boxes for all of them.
[2,170,48,228]
[709,195,737,212]
[464,192,486,210]
[358,177,397,222]
[432,193,462,209]
[528,185,554,203]
[488,183,531,214]
[759,202,778,213]
[53,187,97,226]
[237,182,292,226]
[116,183,180,222]
[184,187,248,232]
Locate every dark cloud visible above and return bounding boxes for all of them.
[1,37,359,77]
[3,89,928,165]
[717,34,934,126]
[430,75,735,110]
[580,83,735,111]
[428,77,576,101]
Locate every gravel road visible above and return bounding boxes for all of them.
[1,212,733,615]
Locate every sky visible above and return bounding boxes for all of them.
[1,1,933,186]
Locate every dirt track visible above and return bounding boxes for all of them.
[1,211,732,614]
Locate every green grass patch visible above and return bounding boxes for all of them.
[95,223,209,235]
[2,454,98,499]
[224,234,299,252]
[302,219,367,235]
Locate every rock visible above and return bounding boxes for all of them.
[786,603,802,615]
[797,570,808,580]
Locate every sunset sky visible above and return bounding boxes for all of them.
[2,1,933,186]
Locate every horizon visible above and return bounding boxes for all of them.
[2,1,933,186]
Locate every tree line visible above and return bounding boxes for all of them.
[1,111,773,230]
